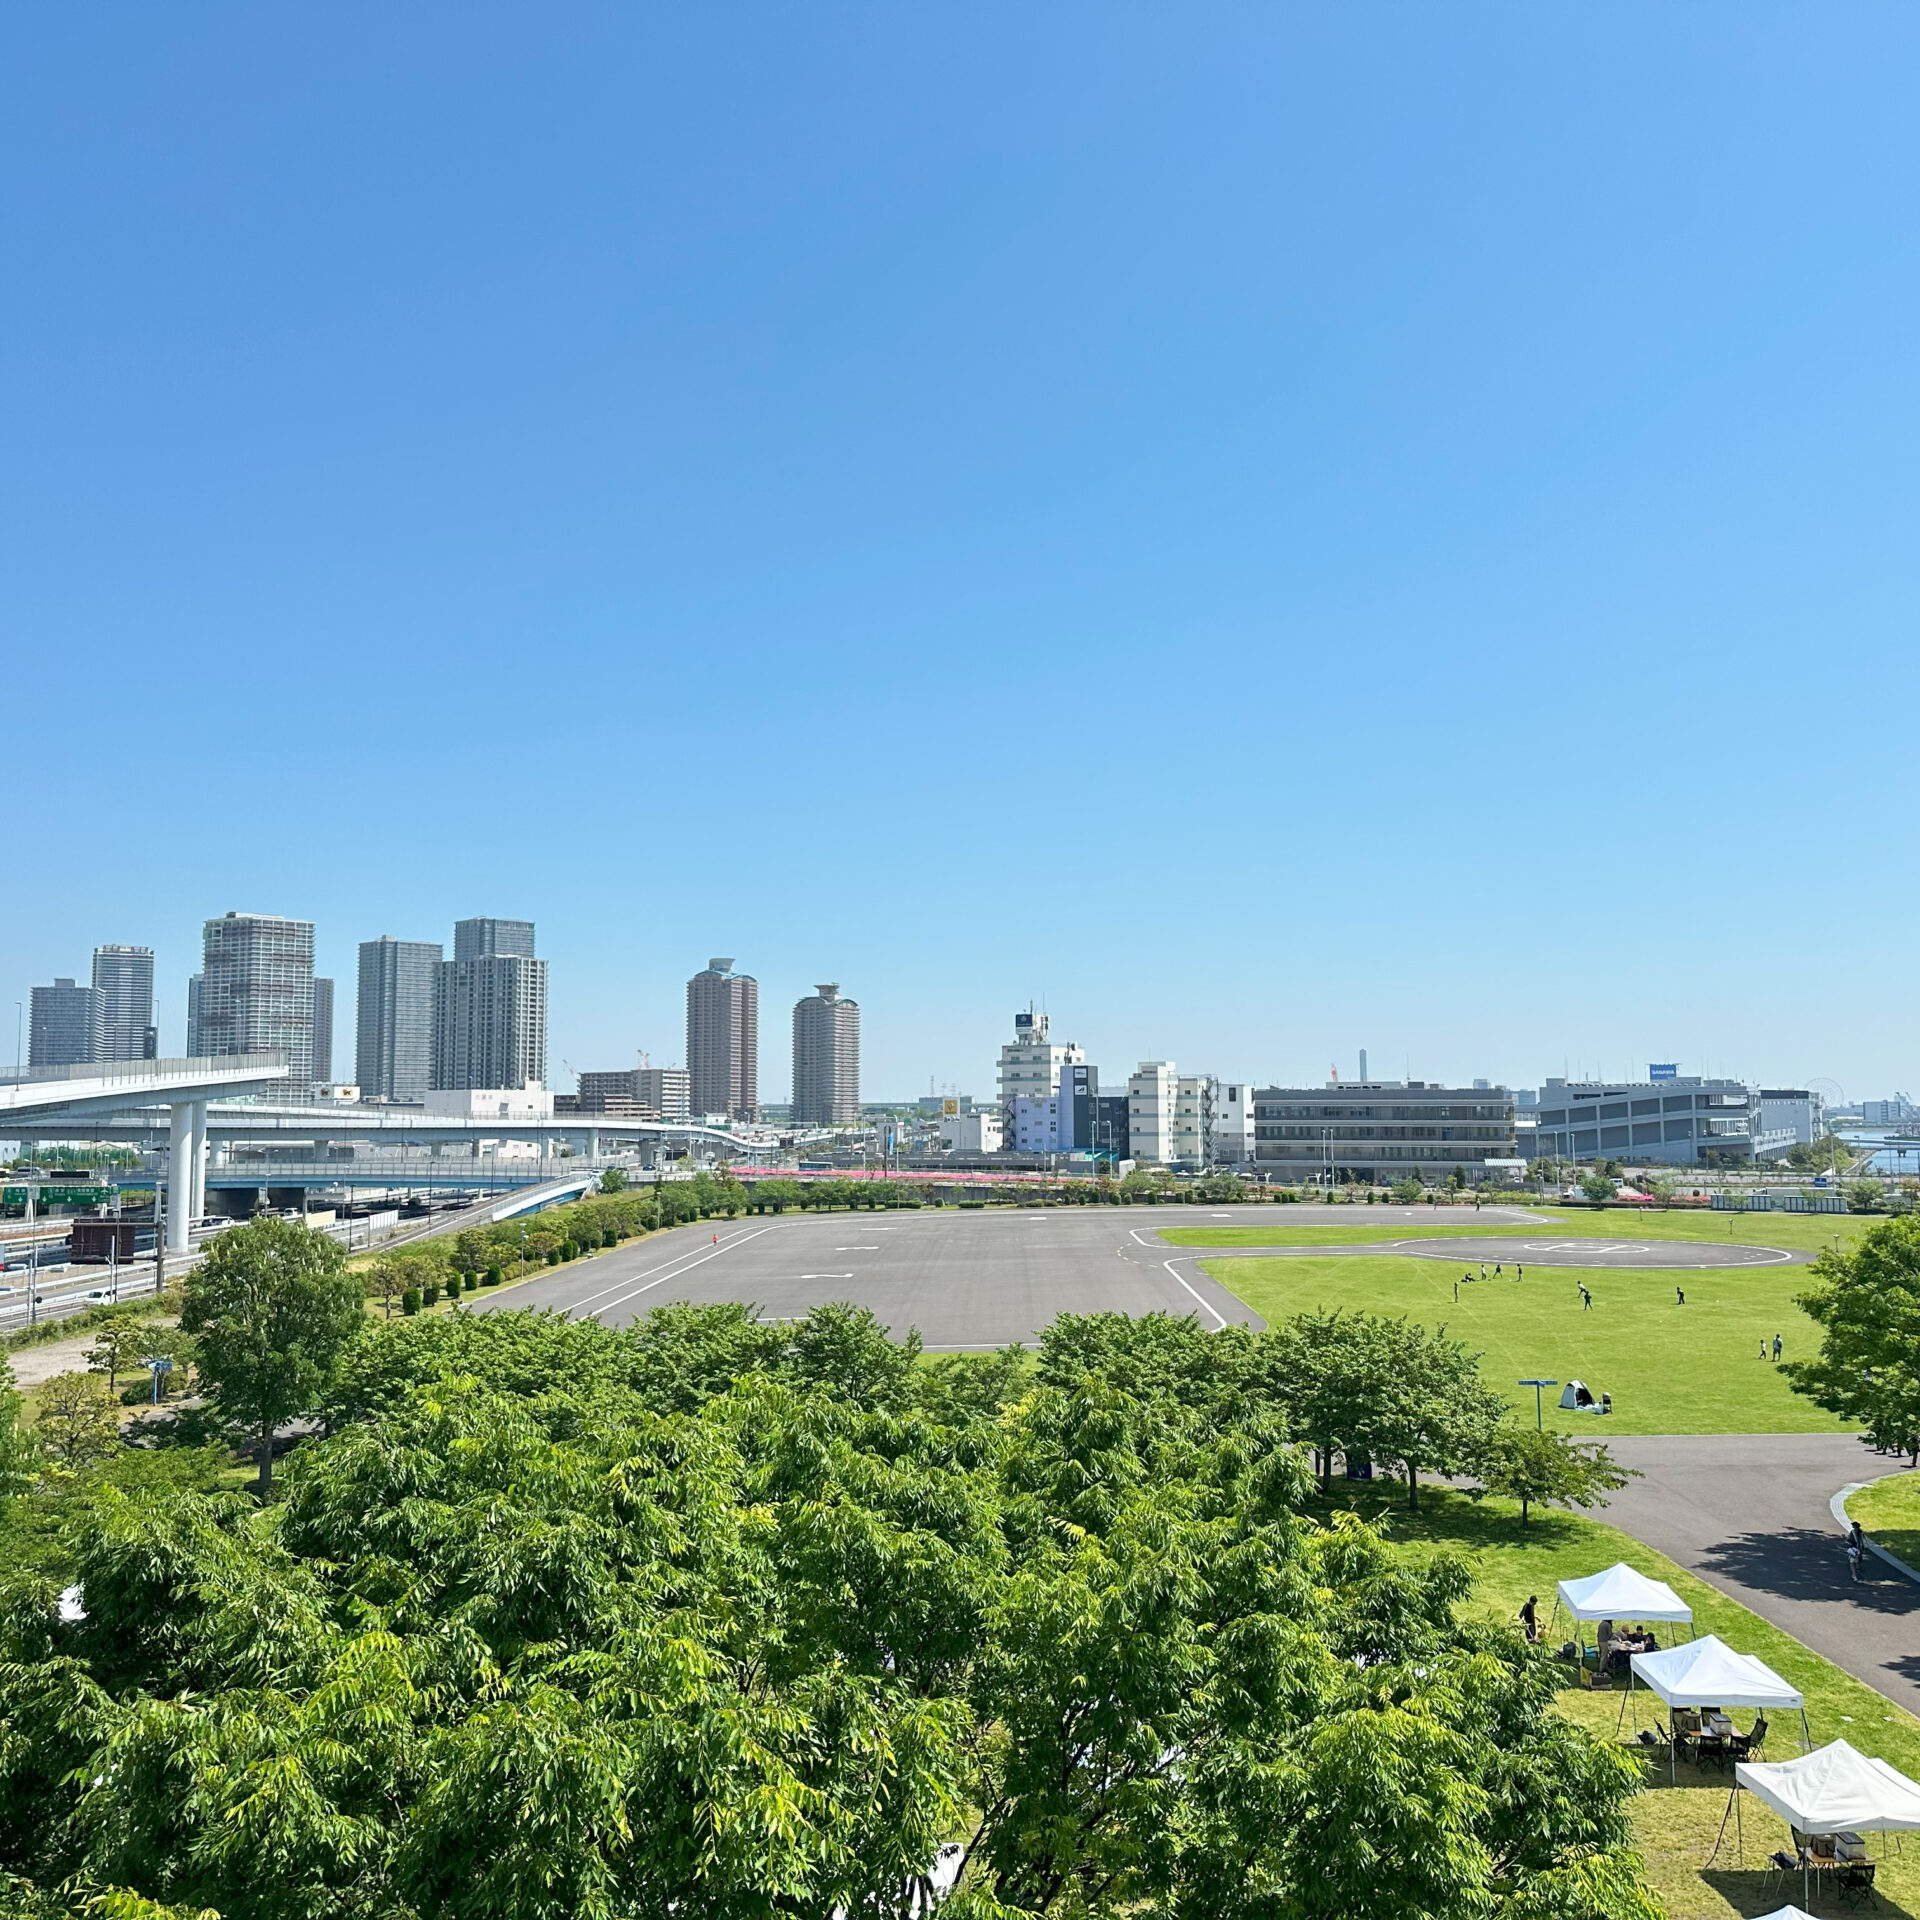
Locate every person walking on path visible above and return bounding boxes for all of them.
[1848,1538,1866,1583]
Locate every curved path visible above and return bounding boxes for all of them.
[1597,1433,1920,1717]
[1197,1235,1807,1269]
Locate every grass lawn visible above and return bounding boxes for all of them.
[1333,1481,1920,1918]
[1209,1252,1846,1435]
[1164,1209,1873,1255]
[1848,1468,1920,1571]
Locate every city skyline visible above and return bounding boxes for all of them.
[7,912,1899,1107]
[5,11,1918,1096]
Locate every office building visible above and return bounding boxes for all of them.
[997,1010,1084,1133]
[186,975,203,1058]
[1254,1082,1520,1185]
[940,1107,1003,1153]
[792,983,861,1125]
[312,979,334,1087]
[28,979,98,1068]
[90,945,156,1062]
[1124,1064,1217,1167]
[1212,1082,1253,1165]
[576,1064,693,1123]
[1528,1075,1751,1167]
[432,917,548,1092]
[686,958,758,1120]
[1753,1088,1825,1160]
[1864,1096,1915,1126]
[356,936,441,1102]
[197,912,317,1092]
[1011,1094,1066,1153]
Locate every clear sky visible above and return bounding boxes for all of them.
[5,6,1916,1104]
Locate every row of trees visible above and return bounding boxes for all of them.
[0,1266,1660,1920]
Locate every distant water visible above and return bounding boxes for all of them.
[1841,1129,1920,1176]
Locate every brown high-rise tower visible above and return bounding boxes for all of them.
[686,957,758,1120]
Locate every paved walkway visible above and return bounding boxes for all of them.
[1600,1432,1920,1717]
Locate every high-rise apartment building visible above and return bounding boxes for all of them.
[356,936,442,1102]
[197,912,317,1092]
[791,984,860,1125]
[455,917,535,961]
[432,917,547,1091]
[312,978,334,1086]
[186,975,203,1057]
[90,945,156,1062]
[28,980,98,1068]
[686,958,758,1120]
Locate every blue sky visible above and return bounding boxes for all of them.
[5,6,1916,1102]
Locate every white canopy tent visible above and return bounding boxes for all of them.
[1712,1739,1920,1907]
[1615,1635,1809,1778]
[1550,1562,1693,1664]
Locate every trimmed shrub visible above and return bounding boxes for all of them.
[546,1247,562,1266]
[602,1228,618,1248]
[402,1287,422,1316]
[423,1281,441,1307]
[484,1265,502,1287]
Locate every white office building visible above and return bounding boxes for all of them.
[1212,1082,1253,1166]
[941,1108,1003,1153]
[997,1010,1083,1132]
[1531,1076,1753,1166]
[1752,1088,1825,1159]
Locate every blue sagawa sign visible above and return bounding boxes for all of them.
[1649,1064,1678,1081]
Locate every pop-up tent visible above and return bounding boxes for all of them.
[1551,1562,1693,1659]
[1616,1634,1809,1778]
[1712,1739,1920,1906]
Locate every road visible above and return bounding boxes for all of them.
[1598,1433,1920,1718]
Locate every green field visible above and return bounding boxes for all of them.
[1165,1208,1872,1254]
[1849,1470,1920,1571]
[1208,1252,1845,1434]
[1365,1482,1920,1919]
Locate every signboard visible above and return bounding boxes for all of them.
[1649,1064,1678,1081]
[942,1099,959,1116]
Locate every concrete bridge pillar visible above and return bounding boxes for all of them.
[166,1102,194,1254]
[189,1101,208,1224]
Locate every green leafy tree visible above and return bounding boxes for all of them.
[1477,1425,1637,1526]
[1849,1178,1886,1213]
[178,1215,366,1495]
[1579,1169,1616,1203]
[0,1355,31,1493]
[1786,1215,1920,1462]
[34,1371,122,1471]
[1390,1175,1424,1204]
[84,1319,146,1395]
[598,1167,627,1193]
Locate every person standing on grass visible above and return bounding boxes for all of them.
[1760,1339,1769,1360]
[1517,1263,1525,1282]
[1774,1333,1784,1359]
[1519,1596,1540,1642]
[1676,1286,1685,1305]
[1580,1284,1592,1311]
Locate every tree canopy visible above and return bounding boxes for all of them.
[178,1216,366,1493]
[1785,1214,1920,1460]
[0,1294,1656,1920]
